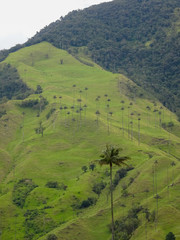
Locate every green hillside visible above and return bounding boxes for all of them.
[0,42,180,240]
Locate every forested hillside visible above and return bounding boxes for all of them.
[0,0,180,119]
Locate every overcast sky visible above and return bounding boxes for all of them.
[0,0,112,50]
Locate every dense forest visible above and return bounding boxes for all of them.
[0,63,32,102]
[0,0,180,118]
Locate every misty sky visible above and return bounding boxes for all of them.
[0,0,112,50]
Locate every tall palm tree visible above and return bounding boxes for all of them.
[137,114,141,146]
[22,112,25,142]
[84,87,88,103]
[95,110,100,127]
[96,145,130,240]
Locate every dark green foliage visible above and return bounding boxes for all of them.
[45,181,67,190]
[81,165,88,173]
[20,99,39,108]
[113,166,134,189]
[80,197,97,209]
[47,234,58,240]
[113,168,127,189]
[46,108,56,119]
[24,209,56,240]
[114,205,142,240]
[20,97,48,109]
[45,181,59,189]
[35,85,43,94]
[166,232,176,240]
[92,181,106,196]
[89,163,96,171]
[0,63,33,102]
[12,179,38,208]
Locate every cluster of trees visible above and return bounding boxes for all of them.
[24,209,56,240]
[12,179,38,208]
[0,63,33,102]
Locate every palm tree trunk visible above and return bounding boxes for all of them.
[110,163,115,240]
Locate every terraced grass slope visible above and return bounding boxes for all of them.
[0,42,180,240]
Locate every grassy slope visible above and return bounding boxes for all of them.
[0,42,179,240]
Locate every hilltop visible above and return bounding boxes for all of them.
[0,42,180,240]
[0,0,180,119]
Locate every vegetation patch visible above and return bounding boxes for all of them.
[114,204,143,240]
[0,63,33,102]
[19,97,48,110]
[12,179,38,208]
[80,197,97,209]
[92,181,106,196]
[45,181,67,190]
[24,209,56,240]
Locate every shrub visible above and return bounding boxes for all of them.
[45,181,59,189]
[47,233,58,240]
[82,165,88,173]
[80,197,97,209]
[46,108,56,119]
[92,181,106,196]
[113,168,127,189]
[166,232,176,240]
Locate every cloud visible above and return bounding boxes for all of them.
[0,0,112,50]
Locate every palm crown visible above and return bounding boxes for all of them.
[98,144,129,167]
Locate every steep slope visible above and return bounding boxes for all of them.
[0,0,180,119]
[0,42,180,240]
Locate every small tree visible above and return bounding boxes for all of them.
[35,85,43,94]
[166,232,176,240]
[82,166,88,173]
[89,163,96,171]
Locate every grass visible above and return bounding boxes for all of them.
[0,42,180,240]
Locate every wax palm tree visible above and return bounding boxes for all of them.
[137,114,141,146]
[72,84,76,106]
[84,87,88,103]
[171,161,176,184]
[121,107,125,136]
[21,112,25,142]
[96,144,130,240]
[95,110,100,127]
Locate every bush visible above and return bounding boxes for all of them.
[46,108,56,119]
[166,232,176,240]
[113,168,127,189]
[47,233,58,240]
[19,97,48,110]
[80,197,97,209]
[45,181,59,189]
[92,181,106,196]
